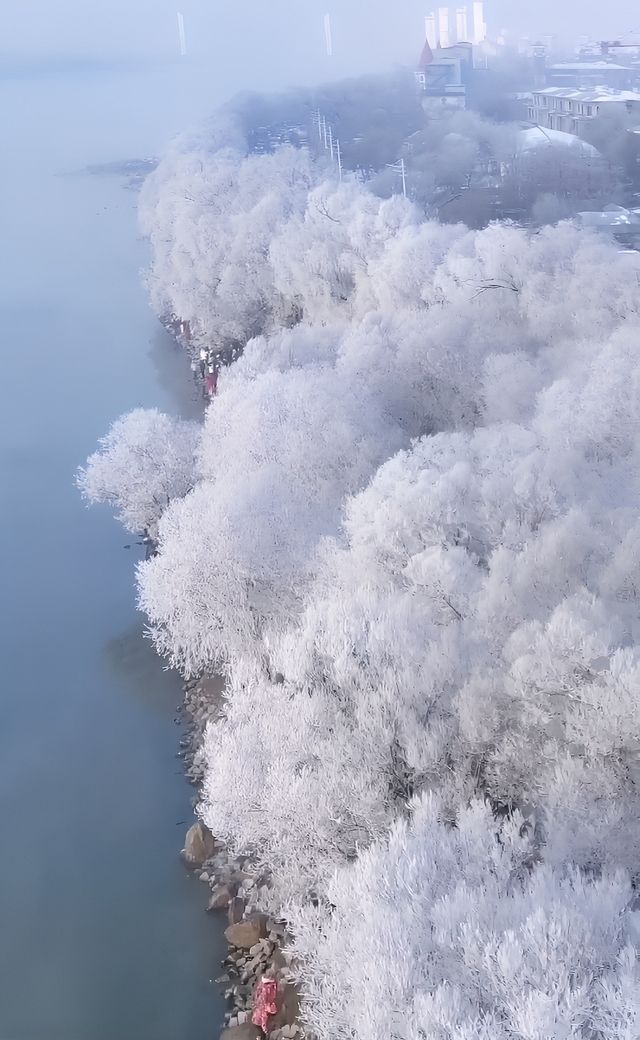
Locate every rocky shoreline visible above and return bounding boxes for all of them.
[178,675,305,1040]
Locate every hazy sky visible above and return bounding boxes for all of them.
[6,1,640,75]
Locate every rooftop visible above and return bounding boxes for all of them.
[517,126,600,156]
[533,86,640,103]
[577,206,640,228]
[549,61,630,71]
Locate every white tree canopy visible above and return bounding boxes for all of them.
[291,796,640,1040]
[83,104,640,1038]
[140,138,319,348]
[77,408,199,535]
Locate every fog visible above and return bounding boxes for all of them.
[6,0,441,88]
[7,0,640,90]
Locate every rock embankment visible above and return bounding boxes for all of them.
[179,676,306,1040]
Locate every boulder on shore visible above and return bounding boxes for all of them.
[207,884,233,912]
[220,1024,261,1040]
[182,821,215,868]
[225,915,269,949]
[270,947,288,974]
[228,896,246,924]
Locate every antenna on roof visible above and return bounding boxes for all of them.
[324,13,333,57]
[177,12,187,57]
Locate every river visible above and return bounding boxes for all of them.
[0,61,227,1040]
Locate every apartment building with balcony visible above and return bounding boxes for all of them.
[528,87,640,136]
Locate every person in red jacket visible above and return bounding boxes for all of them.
[205,361,218,397]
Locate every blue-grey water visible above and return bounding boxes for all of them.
[0,62,227,1040]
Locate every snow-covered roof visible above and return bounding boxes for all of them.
[549,61,629,71]
[533,86,640,103]
[517,126,601,156]
[576,207,640,228]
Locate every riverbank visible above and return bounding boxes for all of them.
[178,675,305,1040]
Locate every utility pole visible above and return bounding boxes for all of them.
[329,124,335,161]
[336,138,343,181]
[386,159,407,198]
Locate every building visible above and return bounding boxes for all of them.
[516,125,601,157]
[532,42,547,89]
[424,3,486,48]
[575,204,640,249]
[528,87,640,136]
[416,40,475,110]
[498,128,613,218]
[416,4,489,112]
[546,61,633,90]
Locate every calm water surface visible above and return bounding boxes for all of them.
[0,62,226,1040]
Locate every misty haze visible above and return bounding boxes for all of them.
[2,2,640,1038]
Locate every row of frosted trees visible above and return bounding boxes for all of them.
[79,111,640,1038]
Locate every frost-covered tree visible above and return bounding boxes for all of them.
[86,94,640,1039]
[139,137,318,348]
[137,327,408,674]
[269,182,417,324]
[77,408,199,535]
[200,669,396,910]
[196,411,640,904]
[181,219,640,908]
[291,796,640,1040]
